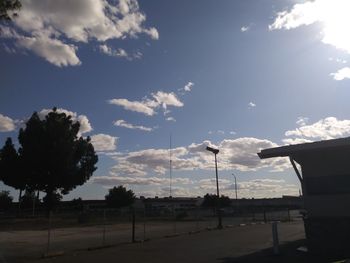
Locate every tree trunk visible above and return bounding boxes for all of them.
[32,190,39,217]
[18,188,22,212]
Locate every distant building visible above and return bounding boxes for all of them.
[143,197,203,215]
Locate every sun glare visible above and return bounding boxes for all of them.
[314,0,350,53]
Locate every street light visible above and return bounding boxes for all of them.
[206,146,222,229]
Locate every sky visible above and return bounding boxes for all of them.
[2,0,350,200]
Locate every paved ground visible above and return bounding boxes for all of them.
[1,220,305,263]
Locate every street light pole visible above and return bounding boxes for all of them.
[206,146,222,229]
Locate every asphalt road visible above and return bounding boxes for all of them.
[29,221,304,263]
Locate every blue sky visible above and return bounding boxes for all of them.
[2,0,350,200]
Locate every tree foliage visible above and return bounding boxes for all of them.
[0,138,25,191]
[0,108,98,211]
[0,190,13,211]
[202,194,231,208]
[105,186,135,208]
[0,0,21,21]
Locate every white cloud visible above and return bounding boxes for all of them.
[269,0,350,54]
[282,137,313,145]
[99,44,142,60]
[0,114,16,132]
[114,119,153,131]
[100,44,127,57]
[17,33,81,67]
[330,67,350,80]
[108,98,155,116]
[93,176,190,186]
[240,26,249,32]
[1,0,158,66]
[38,108,92,134]
[285,117,350,141]
[184,82,194,92]
[166,117,176,122]
[108,137,289,179]
[248,102,256,108]
[108,91,184,116]
[296,116,309,126]
[152,91,183,109]
[90,134,117,152]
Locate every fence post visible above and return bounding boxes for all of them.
[46,211,52,254]
[143,209,146,241]
[196,206,199,230]
[272,221,279,255]
[131,208,136,243]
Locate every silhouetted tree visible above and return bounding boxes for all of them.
[202,194,231,208]
[105,186,135,208]
[0,190,12,211]
[0,138,26,203]
[18,108,98,212]
[1,108,99,213]
[0,0,21,20]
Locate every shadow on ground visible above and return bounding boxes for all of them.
[218,239,348,263]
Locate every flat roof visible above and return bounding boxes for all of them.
[258,137,350,159]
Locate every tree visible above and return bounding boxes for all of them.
[0,138,26,203]
[0,108,98,212]
[202,194,231,208]
[0,0,21,21]
[0,190,13,211]
[105,186,135,208]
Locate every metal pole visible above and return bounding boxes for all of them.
[132,208,136,243]
[47,211,52,254]
[102,209,106,246]
[214,153,222,229]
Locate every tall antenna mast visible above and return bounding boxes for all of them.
[169,133,172,197]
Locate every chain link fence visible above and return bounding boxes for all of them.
[0,206,302,260]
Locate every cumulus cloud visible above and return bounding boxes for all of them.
[108,91,184,116]
[330,67,350,80]
[296,116,309,126]
[152,91,184,109]
[108,137,289,180]
[90,134,117,152]
[38,108,92,134]
[241,26,249,32]
[248,102,256,108]
[1,0,158,66]
[114,119,153,131]
[93,176,191,186]
[99,44,142,60]
[0,114,16,132]
[184,82,194,92]
[93,174,298,198]
[269,0,350,54]
[108,98,155,116]
[284,117,350,142]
